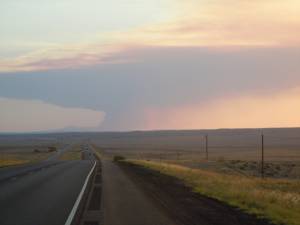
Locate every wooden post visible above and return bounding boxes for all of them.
[205,134,208,160]
[261,134,265,178]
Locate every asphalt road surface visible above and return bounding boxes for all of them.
[81,144,96,161]
[0,160,61,182]
[0,145,71,182]
[0,145,94,225]
[45,144,73,161]
[101,160,177,225]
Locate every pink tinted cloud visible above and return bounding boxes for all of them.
[142,88,300,130]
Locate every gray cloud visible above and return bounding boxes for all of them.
[0,46,299,130]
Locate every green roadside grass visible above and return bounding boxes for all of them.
[127,160,300,225]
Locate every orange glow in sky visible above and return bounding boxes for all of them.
[143,88,300,130]
[1,0,300,73]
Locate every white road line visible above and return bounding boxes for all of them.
[64,161,97,225]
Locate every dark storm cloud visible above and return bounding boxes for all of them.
[0,46,300,130]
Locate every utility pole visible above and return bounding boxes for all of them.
[205,134,208,160]
[261,133,265,178]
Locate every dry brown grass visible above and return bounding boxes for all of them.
[0,158,28,167]
[0,152,52,167]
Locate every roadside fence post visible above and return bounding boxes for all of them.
[205,134,208,161]
[261,133,265,178]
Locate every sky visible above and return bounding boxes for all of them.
[0,0,300,132]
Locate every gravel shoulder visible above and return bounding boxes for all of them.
[101,160,177,225]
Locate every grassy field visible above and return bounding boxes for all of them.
[90,128,300,162]
[127,160,300,225]
[0,152,53,167]
[0,135,61,167]
[166,159,300,179]
[99,147,300,179]
[90,128,300,179]
[0,158,28,167]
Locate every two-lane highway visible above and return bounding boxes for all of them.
[1,144,179,225]
[0,144,72,182]
[0,145,95,225]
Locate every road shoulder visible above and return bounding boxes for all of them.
[119,161,274,225]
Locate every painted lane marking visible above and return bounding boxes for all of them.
[64,161,97,225]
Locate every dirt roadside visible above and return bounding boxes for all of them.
[119,161,275,225]
[100,160,176,225]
